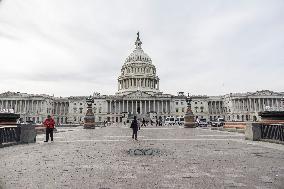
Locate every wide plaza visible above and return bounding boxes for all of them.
[0,125,283,189]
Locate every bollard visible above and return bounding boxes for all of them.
[20,124,36,143]
[245,122,261,141]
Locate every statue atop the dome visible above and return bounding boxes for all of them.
[135,32,142,49]
[137,32,140,40]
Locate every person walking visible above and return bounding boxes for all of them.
[141,118,146,127]
[150,119,154,126]
[43,115,55,142]
[130,116,139,140]
[156,119,159,127]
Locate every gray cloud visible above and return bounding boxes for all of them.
[0,0,283,97]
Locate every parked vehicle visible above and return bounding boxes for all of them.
[165,116,176,126]
[197,118,207,127]
[211,118,225,127]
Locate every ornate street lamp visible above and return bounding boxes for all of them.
[184,93,197,128]
[84,96,96,129]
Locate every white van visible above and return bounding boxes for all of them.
[165,116,176,126]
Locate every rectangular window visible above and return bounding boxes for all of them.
[182,108,184,112]
[176,108,178,112]
[176,102,178,105]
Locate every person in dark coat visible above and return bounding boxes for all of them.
[130,116,138,140]
[141,118,146,127]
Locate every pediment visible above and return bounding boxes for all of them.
[0,91,18,97]
[251,90,282,96]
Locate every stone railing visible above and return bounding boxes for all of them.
[245,123,284,142]
[0,124,36,147]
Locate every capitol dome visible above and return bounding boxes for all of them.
[125,37,152,63]
[117,32,160,95]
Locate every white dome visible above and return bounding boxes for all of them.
[125,33,152,64]
[117,32,160,95]
[125,49,152,63]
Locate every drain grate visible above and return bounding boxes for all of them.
[128,148,161,156]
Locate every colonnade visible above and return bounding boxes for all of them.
[0,99,44,113]
[118,78,159,90]
[107,99,171,114]
[232,98,282,112]
[53,102,69,115]
[208,101,223,114]
[0,99,69,124]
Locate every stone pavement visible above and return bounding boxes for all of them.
[0,125,284,189]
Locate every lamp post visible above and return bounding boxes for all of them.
[184,93,196,128]
[84,96,96,129]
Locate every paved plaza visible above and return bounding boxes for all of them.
[0,125,284,189]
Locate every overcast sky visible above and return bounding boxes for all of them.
[0,0,283,97]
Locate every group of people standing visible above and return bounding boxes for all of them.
[140,117,163,127]
[42,115,164,142]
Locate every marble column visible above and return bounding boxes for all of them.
[119,101,121,113]
[135,101,137,114]
[258,99,260,111]
[140,100,142,114]
[25,100,28,113]
[19,100,22,113]
[165,101,168,113]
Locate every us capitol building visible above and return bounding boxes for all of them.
[1,33,283,124]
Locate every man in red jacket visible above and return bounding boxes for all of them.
[43,115,55,142]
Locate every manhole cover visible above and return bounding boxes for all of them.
[128,148,161,156]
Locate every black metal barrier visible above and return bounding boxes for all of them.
[260,124,284,141]
[0,125,21,145]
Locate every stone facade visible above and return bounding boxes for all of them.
[103,33,176,122]
[189,90,284,122]
[223,90,284,122]
[0,91,69,124]
[0,34,283,124]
